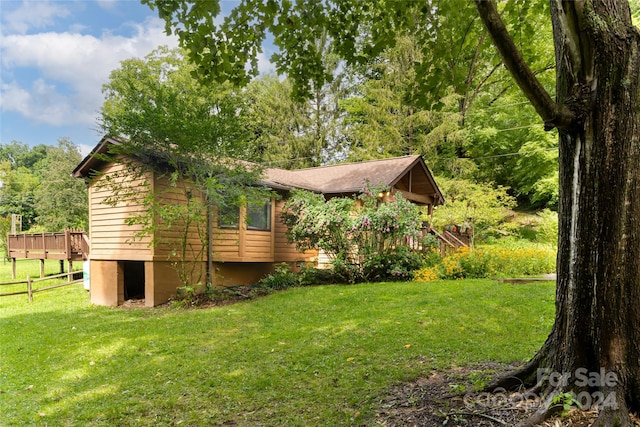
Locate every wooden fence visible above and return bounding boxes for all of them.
[0,271,83,302]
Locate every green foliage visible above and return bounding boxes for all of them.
[515,209,559,244]
[413,242,556,281]
[257,263,299,290]
[534,209,559,244]
[341,36,466,168]
[245,65,348,168]
[431,177,516,244]
[171,283,201,308]
[98,46,269,288]
[143,0,561,210]
[550,392,581,416]
[0,139,88,233]
[34,138,88,231]
[0,216,10,259]
[100,46,249,159]
[0,161,39,230]
[282,186,423,283]
[466,91,559,208]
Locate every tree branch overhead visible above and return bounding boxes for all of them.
[474,0,574,131]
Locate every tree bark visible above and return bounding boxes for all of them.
[476,1,640,425]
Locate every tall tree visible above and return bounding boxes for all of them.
[244,71,346,168]
[34,138,88,231]
[0,144,42,231]
[474,1,640,425]
[145,0,639,424]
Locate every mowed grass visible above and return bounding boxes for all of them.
[0,279,555,426]
[0,258,83,298]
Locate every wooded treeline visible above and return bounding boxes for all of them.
[0,139,87,232]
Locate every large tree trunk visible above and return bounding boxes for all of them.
[476,1,640,425]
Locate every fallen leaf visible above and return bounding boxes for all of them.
[346,357,355,362]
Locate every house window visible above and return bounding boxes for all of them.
[247,201,271,231]
[218,204,239,229]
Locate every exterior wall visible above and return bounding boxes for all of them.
[146,261,184,307]
[87,166,316,307]
[89,260,122,306]
[152,174,206,262]
[273,199,317,263]
[214,262,276,287]
[212,198,278,263]
[88,161,153,261]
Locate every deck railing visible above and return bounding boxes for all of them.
[7,230,89,279]
[7,230,89,261]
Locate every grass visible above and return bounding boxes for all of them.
[0,279,555,426]
[0,258,84,299]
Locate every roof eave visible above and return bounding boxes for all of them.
[72,136,123,178]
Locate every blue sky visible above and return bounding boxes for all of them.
[0,0,273,156]
[0,0,180,155]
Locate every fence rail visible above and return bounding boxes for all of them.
[0,271,83,302]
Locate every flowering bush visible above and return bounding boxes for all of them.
[282,185,423,283]
[412,244,556,281]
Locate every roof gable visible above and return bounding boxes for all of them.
[262,155,443,205]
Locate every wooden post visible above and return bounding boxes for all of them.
[39,259,44,278]
[27,275,32,302]
[64,230,71,260]
[239,205,246,258]
[42,232,46,260]
[23,234,27,258]
[11,258,16,280]
[67,260,73,283]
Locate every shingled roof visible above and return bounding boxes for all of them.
[262,155,444,206]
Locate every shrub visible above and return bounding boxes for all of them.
[257,263,299,290]
[412,265,440,282]
[362,246,423,282]
[412,243,556,281]
[297,263,336,286]
[282,185,424,283]
[535,209,558,244]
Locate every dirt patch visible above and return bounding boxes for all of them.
[375,363,638,427]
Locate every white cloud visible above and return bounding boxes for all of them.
[3,0,71,34]
[96,0,120,11]
[77,143,95,157]
[0,17,178,127]
[257,50,276,75]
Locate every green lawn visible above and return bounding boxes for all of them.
[0,280,555,426]
[0,259,84,300]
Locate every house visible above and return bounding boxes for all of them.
[73,136,444,307]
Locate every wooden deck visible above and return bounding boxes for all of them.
[7,231,90,279]
[8,230,89,261]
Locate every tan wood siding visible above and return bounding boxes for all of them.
[89,162,153,260]
[211,200,276,263]
[151,174,207,262]
[273,199,317,263]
